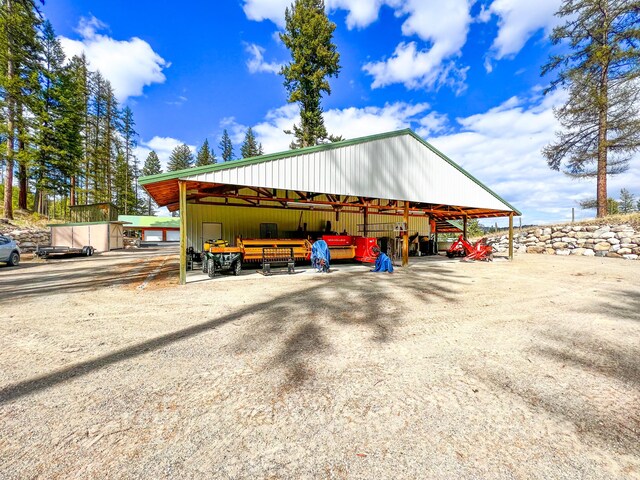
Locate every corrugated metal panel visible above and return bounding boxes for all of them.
[186,203,429,250]
[190,134,510,211]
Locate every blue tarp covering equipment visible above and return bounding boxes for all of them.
[371,252,394,273]
[311,240,331,272]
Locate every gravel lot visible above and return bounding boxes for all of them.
[1,249,639,479]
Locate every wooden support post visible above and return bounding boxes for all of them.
[179,180,187,285]
[463,215,468,239]
[363,206,369,237]
[402,201,409,267]
[508,213,514,261]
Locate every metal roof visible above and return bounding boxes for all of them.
[140,129,520,217]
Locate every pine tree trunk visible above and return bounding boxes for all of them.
[597,107,607,218]
[18,138,27,210]
[3,0,14,219]
[70,176,76,206]
[596,8,609,219]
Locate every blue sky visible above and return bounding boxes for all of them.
[43,0,639,225]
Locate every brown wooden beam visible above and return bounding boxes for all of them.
[402,201,409,267]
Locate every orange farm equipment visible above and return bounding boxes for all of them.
[321,235,378,262]
[446,235,493,261]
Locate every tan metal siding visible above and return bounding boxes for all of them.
[186,203,428,250]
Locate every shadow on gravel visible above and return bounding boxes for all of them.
[235,265,463,393]
[473,328,640,456]
[594,289,640,323]
[0,263,463,404]
[0,253,178,303]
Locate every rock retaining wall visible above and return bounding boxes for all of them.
[1,228,50,252]
[486,223,640,260]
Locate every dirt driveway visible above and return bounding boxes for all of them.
[0,251,639,479]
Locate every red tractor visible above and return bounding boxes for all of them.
[446,235,494,261]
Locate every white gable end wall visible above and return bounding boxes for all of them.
[187,134,511,212]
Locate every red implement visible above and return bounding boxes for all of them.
[446,235,493,261]
[320,235,378,262]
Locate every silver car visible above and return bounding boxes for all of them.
[0,234,20,266]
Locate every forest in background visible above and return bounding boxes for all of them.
[0,0,152,220]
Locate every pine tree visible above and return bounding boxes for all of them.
[142,150,161,215]
[33,21,70,201]
[60,55,87,208]
[0,0,42,219]
[113,151,136,214]
[219,129,234,162]
[195,138,215,166]
[542,0,640,218]
[240,127,261,158]
[619,188,636,214]
[280,0,341,148]
[167,144,194,171]
[120,106,137,214]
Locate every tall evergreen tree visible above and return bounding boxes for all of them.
[167,144,193,171]
[59,55,86,208]
[219,129,234,161]
[120,106,137,214]
[619,188,636,214]
[113,151,136,214]
[240,127,261,158]
[33,21,70,203]
[280,0,340,148]
[0,0,42,219]
[195,138,215,166]
[141,150,161,214]
[542,0,640,218]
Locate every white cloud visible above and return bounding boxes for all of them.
[245,43,282,74]
[250,102,439,154]
[135,136,196,172]
[242,0,291,27]
[59,16,168,102]
[363,42,469,92]
[247,89,640,225]
[429,89,640,225]
[242,0,474,92]
[327,0,388,29]
[483,0,561,65]
[363,0,473,91]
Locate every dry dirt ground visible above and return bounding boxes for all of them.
[0,248,639,479]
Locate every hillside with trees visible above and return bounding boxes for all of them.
[1,2,147,220]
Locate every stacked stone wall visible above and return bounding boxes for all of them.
[0,228,51,252]
[486,223,639,260]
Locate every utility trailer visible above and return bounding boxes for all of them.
[34,245,95,259]
[36,221,128,259]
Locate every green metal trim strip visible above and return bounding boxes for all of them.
[117,215,180,228]
[48,221,130,227]
[139,128,520,215]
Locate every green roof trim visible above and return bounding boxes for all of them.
[48,221,130,227]
[139,128,520,215]
[118,215,180,228]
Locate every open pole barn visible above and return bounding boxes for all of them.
[140,129,520,284]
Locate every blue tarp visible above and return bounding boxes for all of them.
[311,240,331,272]
[371,252,394,273]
